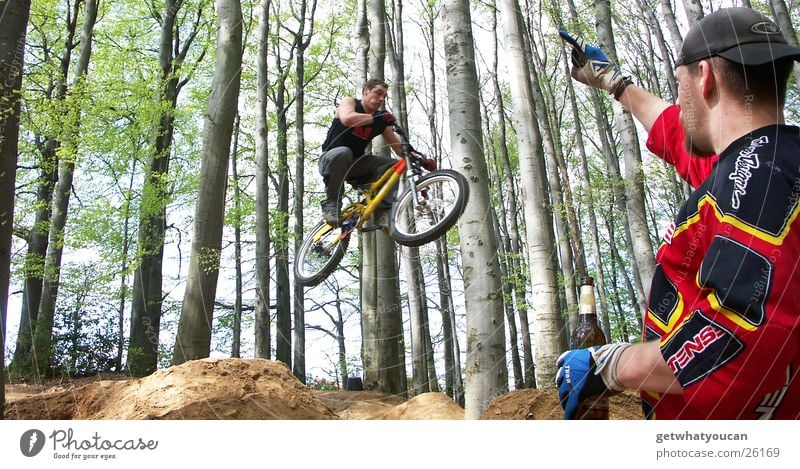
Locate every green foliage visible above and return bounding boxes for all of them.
[269,208,292,251]
[198,246,222,274]
[49,264,120,376]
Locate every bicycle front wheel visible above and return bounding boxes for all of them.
[389,169,469,247]
[294,220,350,287]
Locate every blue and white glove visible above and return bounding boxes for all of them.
[555,343,631,419]
[558,30,633,100]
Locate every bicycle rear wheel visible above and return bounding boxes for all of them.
[294,220,350,287]
[388,169,469,247]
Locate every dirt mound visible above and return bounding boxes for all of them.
[7,358,337,420]
[314,390,407,419]
[6,359,644,420]
[381,392,465,419]
[480,388,643,420]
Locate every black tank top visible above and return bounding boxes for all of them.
[321,99,389,156]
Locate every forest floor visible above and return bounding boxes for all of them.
[4,358,642,420]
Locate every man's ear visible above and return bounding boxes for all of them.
[699,59,717,100]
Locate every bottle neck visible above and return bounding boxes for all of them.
[578,312,599,324]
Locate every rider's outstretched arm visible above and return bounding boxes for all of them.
[615,84,671,134]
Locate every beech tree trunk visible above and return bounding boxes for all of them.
[499,0,565,387]
[443,0,507,418]
[34,0,98,379]
[172,0,242,364]
[254,0,271,359]
[12,0,80,376]
[0,0,32,418]
[129,0,202,376]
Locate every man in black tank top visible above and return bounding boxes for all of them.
[318,79,403,225]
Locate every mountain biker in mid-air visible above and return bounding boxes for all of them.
[318,78,436,226]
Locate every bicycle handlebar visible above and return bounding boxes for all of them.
[393,124,427,163]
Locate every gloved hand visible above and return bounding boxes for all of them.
[558,30,633,100]
[373,110,395,125]
[422,157,437,172]
[555,343,631,419]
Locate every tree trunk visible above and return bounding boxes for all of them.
[769,0,800,83]
[387,0,428,395]
[116,164,137,371]
[0,0,32,418]
[418,0,463,403]
[681,0,704,25]
[128,0,184,376]
[231,113,243,358]
[594,0,655,311]
[489,3,531,389]
[523,26,578,333]
[443,0,507,418]
[556,26,614,340]
[406,243,429,395]
[12,0,80,376]
[292,0,317,382]
[659,0,684,53]
[358,0,406,396]
[254,0,271,359]
[604,213,644,334]
[274,71,291,366]
[640,0,677,101]
[172,0,242,364]
[499,0,564,387]
[34,0,98,380]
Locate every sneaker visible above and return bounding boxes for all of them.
[321,200,342,226]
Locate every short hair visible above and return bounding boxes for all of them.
[363,78,389,91]
[687,56,794,107]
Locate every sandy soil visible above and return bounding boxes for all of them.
[4,358,643,420]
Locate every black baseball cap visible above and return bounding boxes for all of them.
[676,7,800,66]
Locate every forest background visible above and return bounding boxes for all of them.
[1,0,798,419]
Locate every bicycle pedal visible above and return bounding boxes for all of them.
[362,225,384,233]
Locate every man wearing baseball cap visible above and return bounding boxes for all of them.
[557,7,800,419]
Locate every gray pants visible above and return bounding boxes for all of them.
[318,146,397,211]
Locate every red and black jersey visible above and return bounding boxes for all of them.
[642,124,800,419]
[646,104,718,189]
[321,99,390,156]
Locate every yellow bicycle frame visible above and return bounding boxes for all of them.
[312,157,408,243]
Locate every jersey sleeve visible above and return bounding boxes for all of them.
[646,104,718,189]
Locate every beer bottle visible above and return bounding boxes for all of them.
[571,276,609,420]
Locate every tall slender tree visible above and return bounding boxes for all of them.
[172,0,243,364]
[499,0,564,386]
[33,0,99,379]
[1,0,33,418]
[12,0,82,376]
[230,113,243,358]
[128,0,208,376]
[594,0,655,307]
[271,4,292,367]
[681,0,704,25]
[291,0,320,382]
[443,0,507,418]
[254,0,272,359]
[769,0,800,82]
